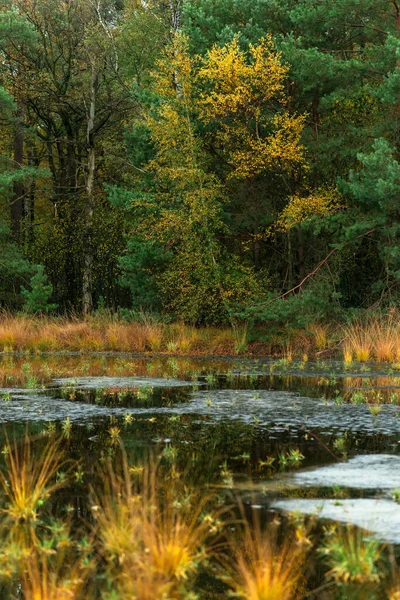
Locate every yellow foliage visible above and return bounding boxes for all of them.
[275,187,343,231]
[199,36,287,119]
[198,36,305,179]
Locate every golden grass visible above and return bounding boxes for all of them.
[0,314,240,355]
[1,437,400,599]
[308,323,329,351]
[92,452,222,599]
[343,311,400,363]
[223,510,309,600]
[0,436,68,526]
[20,543,90,600]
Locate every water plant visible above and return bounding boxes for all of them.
[60,417,72,439]
[92,453,221,599]
[205,373,217,386]
[222,508,309,600]
[258,457,275,469]
[350,391,366,405]
[136,385,153,403]
[319,525,386,596]
[286,448,305,466]
[392,489,400,503]
[0,436,68,526]
[333,436,347,456]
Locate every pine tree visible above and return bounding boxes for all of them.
[21,266,58,314]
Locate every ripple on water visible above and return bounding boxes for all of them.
[178,389,400,435]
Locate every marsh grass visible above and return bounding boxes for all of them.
[92,449,224,599]
[343,312,400,363]
[222,507,310,600]
[0,436,69,527]
[20,534,93,600]
[308,323,329,351]
[0,313,241,355]
[0,313,341,358]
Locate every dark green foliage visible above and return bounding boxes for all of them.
[21,265,58,314]
[238,277,346,334]
[0,225,34,308]
[119,237,170,311]
[0,0,399,326]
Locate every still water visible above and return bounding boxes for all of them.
[1,354,400,547]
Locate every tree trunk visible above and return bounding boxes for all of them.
[82,68,98,316]
[11,120,24,242]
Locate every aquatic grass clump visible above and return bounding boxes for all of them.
[223,509,309,600]
[0,436,68,526]
[92,451,223,599]
[320,525,386,595]
[20,533,92,600]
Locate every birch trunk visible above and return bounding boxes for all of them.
[82,67,98,316]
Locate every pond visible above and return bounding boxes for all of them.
[2,353,400,598]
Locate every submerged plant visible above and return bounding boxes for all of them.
[19,532,92,600]
[286,448,305,467]
[61,417,72,438]
[333,436,347,457]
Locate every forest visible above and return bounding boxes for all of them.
[0,0,399,339]
[1,3,400,599]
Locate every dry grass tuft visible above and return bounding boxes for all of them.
[308,323,329,351]
[0,313,242,356]
[343,311,400,363]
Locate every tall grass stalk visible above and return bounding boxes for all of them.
[343,311,400,363]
